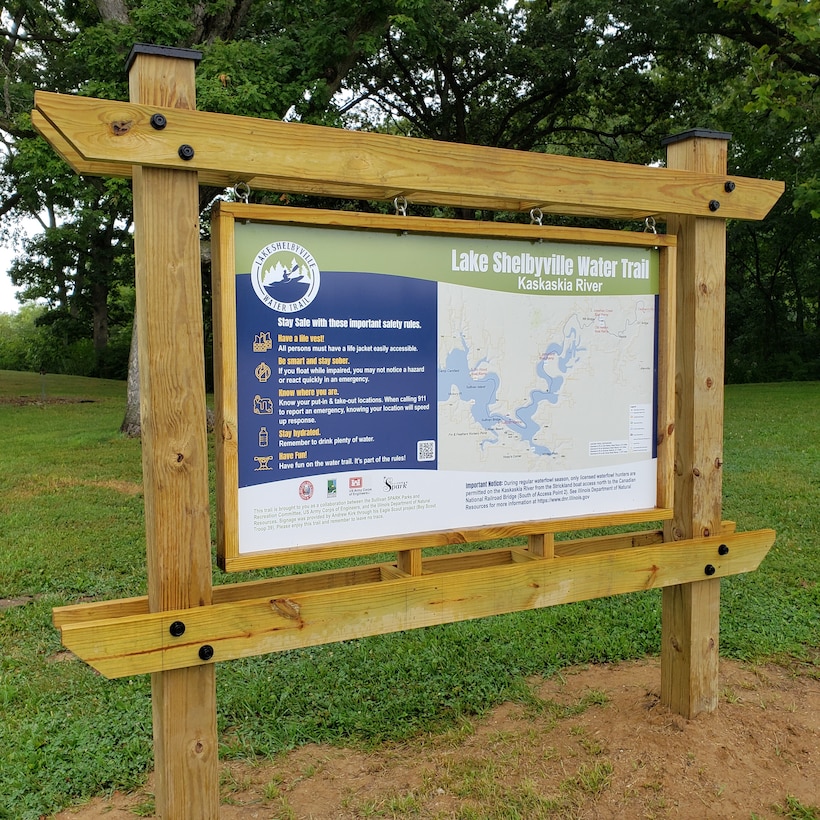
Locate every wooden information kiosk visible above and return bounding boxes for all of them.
[34,45,782,817]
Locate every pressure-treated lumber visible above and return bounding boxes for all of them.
[51,522,741,629]
[32,91,784,221]
[220,507,673,572]
[662,131,729,719]
[128,45,219,818]
[56,529,774,679]
[214,202,680,247]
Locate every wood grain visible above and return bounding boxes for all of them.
[129,49,219,818]
[58,530,774,679]
[34,92,784,221]
[662,133,729,719]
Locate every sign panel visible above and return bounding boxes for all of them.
[214,206,669,569]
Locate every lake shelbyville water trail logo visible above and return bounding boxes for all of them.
[251,241,320,312]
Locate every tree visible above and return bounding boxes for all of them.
[712,0,820,216]
[1,0,397,433]
[2,0,817,411]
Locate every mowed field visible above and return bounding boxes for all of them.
[0,372,817,818]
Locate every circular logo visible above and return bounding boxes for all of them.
[298,480,314,501]
[251,241,320,313]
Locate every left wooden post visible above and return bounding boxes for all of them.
[127,44,219,817]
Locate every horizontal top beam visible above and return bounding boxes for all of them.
[33,91,783,221]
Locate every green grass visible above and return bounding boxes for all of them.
[0,372,818,818]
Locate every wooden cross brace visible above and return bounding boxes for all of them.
[54,528,774,679]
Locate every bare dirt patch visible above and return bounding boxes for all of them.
[49,657,819,819]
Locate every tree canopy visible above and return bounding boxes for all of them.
[1,0,817,385]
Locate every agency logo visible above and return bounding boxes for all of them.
[251,241,320,313]
[298,480,314,501]
[383,476,409,493]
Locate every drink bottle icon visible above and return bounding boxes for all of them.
[259,427,269,447]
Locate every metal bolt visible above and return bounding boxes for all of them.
[198,644,214,661]
[724,181,736,193]
[169,620,186,637]
[718,544,729,556]
[178,144,195,161]
[150,113,167,130]
[704,564,716,576]
[709,200,721,212]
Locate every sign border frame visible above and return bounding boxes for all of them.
[212,202,677,572]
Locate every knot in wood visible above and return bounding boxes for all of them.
[271,598,301,620]
[111,120,133,136]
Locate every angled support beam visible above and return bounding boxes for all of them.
[32,91,783,221]
[54,530,774,679]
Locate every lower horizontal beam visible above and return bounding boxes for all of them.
[57,529,773,678]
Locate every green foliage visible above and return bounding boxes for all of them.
[1,0,818,389]
[0,307,47,371]
[0,373,817,818]
[715,0,820,216]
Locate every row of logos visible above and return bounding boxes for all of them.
[295,475,409,501]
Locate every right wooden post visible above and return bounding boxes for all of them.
[661,129,730,718]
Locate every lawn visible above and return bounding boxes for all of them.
[0,371,817,819]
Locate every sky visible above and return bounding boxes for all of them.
[0,220,35,313]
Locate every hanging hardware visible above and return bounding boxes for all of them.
[393,196,409,217]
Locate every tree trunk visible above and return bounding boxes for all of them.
[120,305,214,437]
[92,279,109,353]
[120,319,141,437]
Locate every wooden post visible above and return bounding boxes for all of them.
[127,45,219,816]
[661,129,730,719]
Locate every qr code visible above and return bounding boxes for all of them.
[417,439,436,462]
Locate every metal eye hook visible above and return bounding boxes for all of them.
[394,196,409,217]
